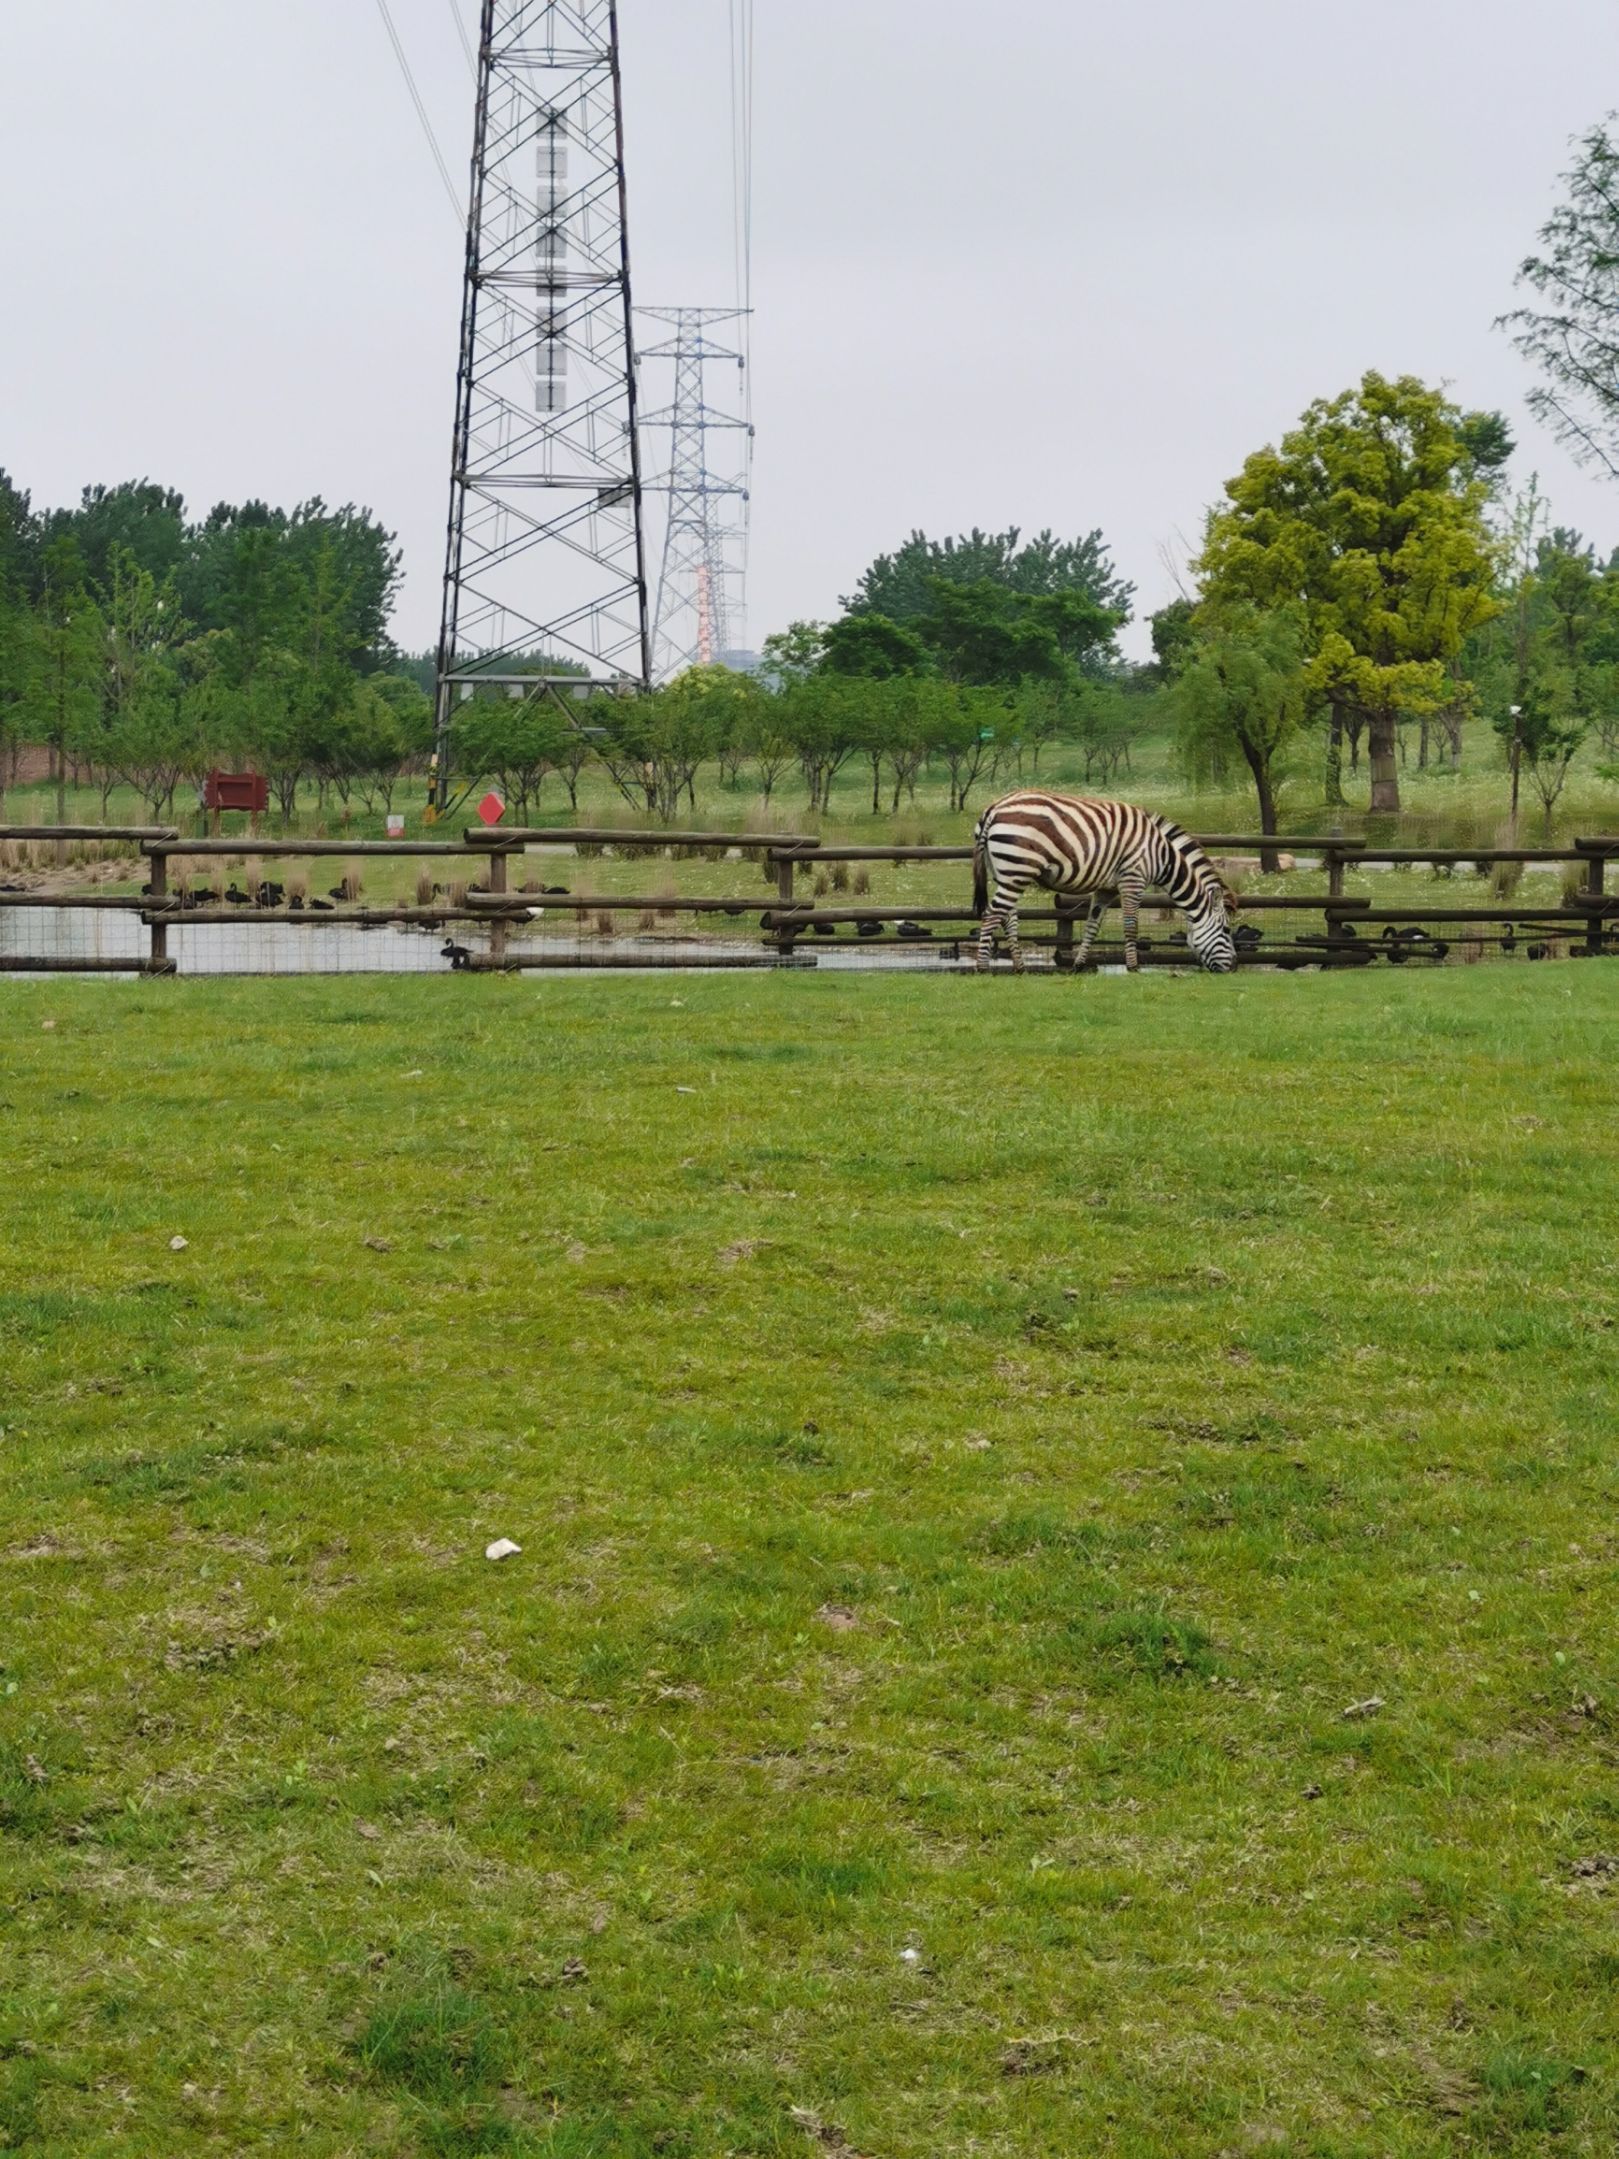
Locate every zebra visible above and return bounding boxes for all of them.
[972,790,1237,975]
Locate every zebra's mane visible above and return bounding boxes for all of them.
[1154,818,1226,911]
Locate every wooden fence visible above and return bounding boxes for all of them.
[1,824,1616,974]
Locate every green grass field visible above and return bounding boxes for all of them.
[4,968,1619,2156]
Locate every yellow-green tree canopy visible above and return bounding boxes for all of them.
[1196,372,1506,810]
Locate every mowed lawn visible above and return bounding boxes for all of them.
[3,967,1618,2159]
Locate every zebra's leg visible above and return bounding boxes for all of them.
[1074,891,1107,970]
[977,880,1027,973]
[976,893,1007,972]
[975,896,1000,971]
[1121,874,1143,973]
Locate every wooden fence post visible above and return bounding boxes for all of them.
[487,846,509,969]
[147,844,168,972]
[1584,850,1606,958]
[1054,898,1076,973]
[774,849,798,960]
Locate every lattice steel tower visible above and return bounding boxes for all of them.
[431,1,651,808]
[640,307,752,679]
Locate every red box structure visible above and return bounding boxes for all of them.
[204,771,270,814]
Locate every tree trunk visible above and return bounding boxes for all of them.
[1418,713,1430,769]
[1243,745,1281,873]
[1324,708,1346,806]
[1368,710,1400,813]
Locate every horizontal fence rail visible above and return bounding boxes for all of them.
[0,822,1613,976]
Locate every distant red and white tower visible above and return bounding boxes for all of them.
[640,306,753,678]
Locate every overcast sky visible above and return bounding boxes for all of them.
[3,0,1618,660]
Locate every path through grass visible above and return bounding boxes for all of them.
[3,968,1618,2155]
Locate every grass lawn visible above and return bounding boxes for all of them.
[3,967,1618,2156]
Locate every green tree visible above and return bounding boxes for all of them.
[758,620,827,688]
[595,667,744,820]
[1069,681,1143,787]
[354,675,433,814]
[737,690,797,803]
[912,578,1119,687]
[1197,371,1504,812]
[453,694,574,821]
[46,480,187,594]
[1175,608,1307,867]
[0,601,30,817]
[1500,118,1619,477]
[99,547,195,817]
[843,525,1134,648]
[1148,598,1198,681]
[821,612,928,679]
[24,538,104,834]
[0,469,38,604]
[780,675,861,813]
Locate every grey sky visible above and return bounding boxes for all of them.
[3,1,1618,661]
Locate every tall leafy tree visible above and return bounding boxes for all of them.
[46,480,187,593]
[1197,372,1505,812]
[1500,118,1619,478]
[1148,597,1198,681]
[912,579,1121,686]
[820,612,928,679]
[758,620,827,688]
[453,694,576,821]
[843,525,1134,649]
[24,537,104,830]
[99,547,195,817]
[1175,607,1307,866]
[0,472,36,811]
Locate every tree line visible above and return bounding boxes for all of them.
[0,475,430,819]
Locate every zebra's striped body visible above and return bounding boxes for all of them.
[972,790,1236,974]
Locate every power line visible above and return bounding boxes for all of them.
[372,0,464,224]
[446,0,477,76]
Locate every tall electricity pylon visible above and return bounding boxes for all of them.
[430,0,651,810]
[640,307,752,679]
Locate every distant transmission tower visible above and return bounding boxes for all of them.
[640,307,752,678]
[430,0,651,811]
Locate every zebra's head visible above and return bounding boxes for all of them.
[1186,877,1237,973]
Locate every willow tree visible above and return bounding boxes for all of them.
[1197,373,1505,812]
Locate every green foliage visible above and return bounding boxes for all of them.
[821,611,927,679]
[912,577,1121,686]
[452,694,577,821]
[0,467,37,602]
[1197,371,1504,812]
[1149,596,1197,681]
[596,665,763,820]
[1501,116,1619,478]
[22,536,104,776]
[1174,606,1308,847]
[44,479,187,593]
[843,522,1134,630]
[758,618,827,688]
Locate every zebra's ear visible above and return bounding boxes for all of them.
[1221,882,1239,917]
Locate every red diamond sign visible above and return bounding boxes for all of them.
[477,791,506,826]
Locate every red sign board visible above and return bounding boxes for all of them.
[477,791,507,826]
[204,770,269,813]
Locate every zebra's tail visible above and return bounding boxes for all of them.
[972,826,989,917]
